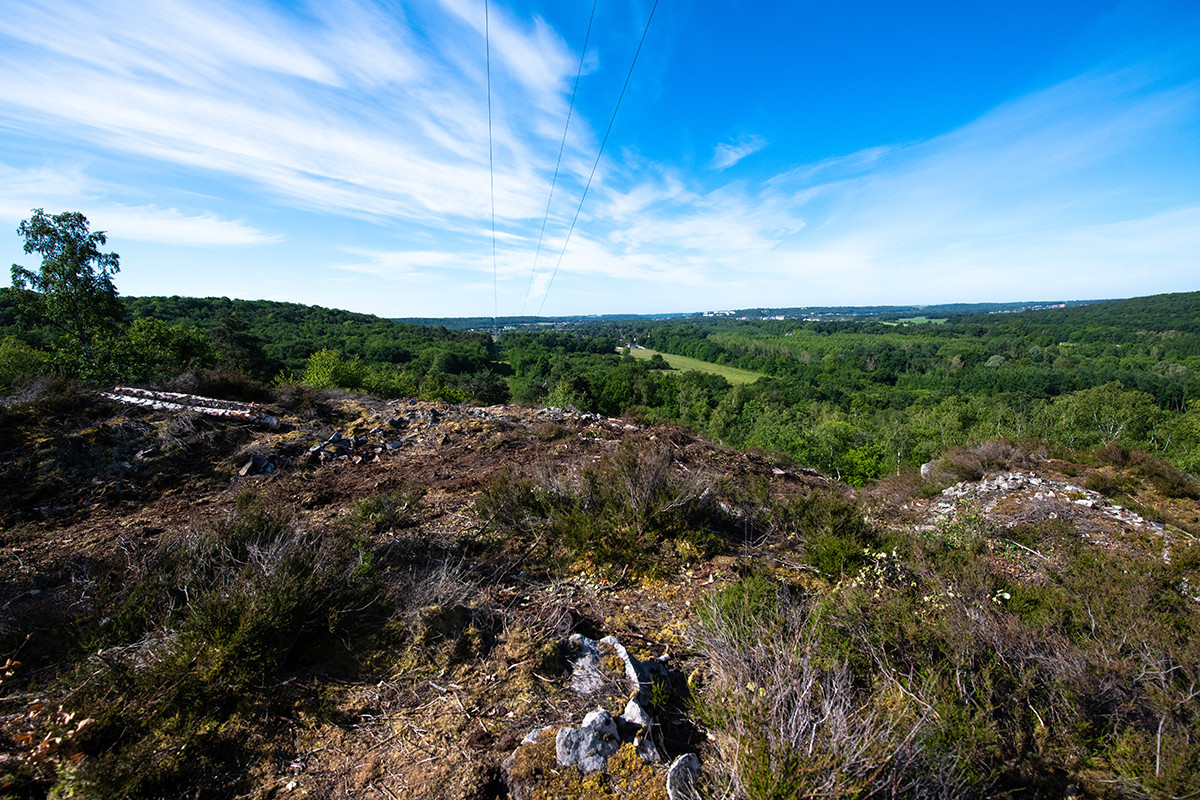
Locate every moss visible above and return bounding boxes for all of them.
[501,624,564,690]
[505,727,563,786]
[510,735,668,800]
[601,744,669,800]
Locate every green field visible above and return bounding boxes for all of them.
[625,347,762,385]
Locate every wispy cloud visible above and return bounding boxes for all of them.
[1,0,1196,315]
[710,135,767,170]
[0,165,279,247]
[88,207,284,247]
[520,54,1198,311]
[768,63,1200,302]
[0,0,581,229]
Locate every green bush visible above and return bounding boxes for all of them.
[692,575,973,799]
[1133,452,1200,499]
[300,347,365,390]
[50,494,382,798]
[0,335,50,389]
[477,443,734,575]
[777,490,893,577]
[349,487,426,533]
[693,502,1200,799]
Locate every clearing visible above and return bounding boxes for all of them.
[624,347,761,384]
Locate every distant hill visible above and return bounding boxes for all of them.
[119,295,495,374]
[955,291,1200,335]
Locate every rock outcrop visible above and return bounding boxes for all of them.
[503,634,699,799]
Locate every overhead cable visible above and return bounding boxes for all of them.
[520,0,600,316]
[485,0,498,334]
[537,0,661,316]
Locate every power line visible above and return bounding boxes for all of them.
[537,0,661,317]
[485,0,498,334]
[520,0,599,316]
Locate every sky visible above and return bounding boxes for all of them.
[1,0,1199,318]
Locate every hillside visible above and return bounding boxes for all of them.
[2,382,1199,799]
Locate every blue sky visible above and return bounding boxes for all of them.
[2,0,1198,317]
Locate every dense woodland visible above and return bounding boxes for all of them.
[3,290,1199,484]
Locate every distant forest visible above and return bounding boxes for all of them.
[3,291,1198,483]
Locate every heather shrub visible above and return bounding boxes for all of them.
[477,442,735,575]
[38,494,383,798]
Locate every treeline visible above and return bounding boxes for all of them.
[497,295,1200,483]
[581,296,1200,411]
[6,270,1199,484]
[1,294,507,403]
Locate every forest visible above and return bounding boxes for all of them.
[3,279,1199,486]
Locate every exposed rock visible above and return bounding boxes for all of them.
[555,708,621,772]
[504,633,694,797]
[910,470,1191,560]
[666,753,701,800]
[238,451,283,476]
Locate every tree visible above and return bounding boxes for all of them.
[8,208,125,360]
[1054,382,1159,448]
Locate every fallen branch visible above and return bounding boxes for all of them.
[102,386,279,428]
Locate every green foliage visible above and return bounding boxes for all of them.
[113,317,215,382]
[693,576,973,799]
[1053,381,1160,448]
[121,295,502,381]
[300,347,365,390]
[697,572,781,642]
[1133,452,1200,499]
[3,213,223,385]
[7,209,124,365]
[478,443,733,575]
[348,487,426,533]
[775,490,892,577]
[498,291,1200,482]
[53,495,381,798]
[0,335,49,389]
[693,507,1200,799]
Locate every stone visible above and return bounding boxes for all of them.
[555,708,621,772]
[568,634,605,695]
[666,753,701,800]
[507,634,701,797]
[239,453,268,476]
[522,726,555,746]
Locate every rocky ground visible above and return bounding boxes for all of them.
[1,387,1198,798]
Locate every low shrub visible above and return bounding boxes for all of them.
[477,442,736,576]
[692,576,972,799]
[938,439,1027,484]
[1132,451,1200,499]
[777,489,895,577]
[349,487,426,533]
[0,335,50,390]
[693,503,1200,799]
[1083,471,1130,497]
[1094,441,1131,467]
[40,494,384,798]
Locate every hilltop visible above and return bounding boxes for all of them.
[2,382,1198,799]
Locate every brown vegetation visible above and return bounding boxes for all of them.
[2,384,1198,799]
